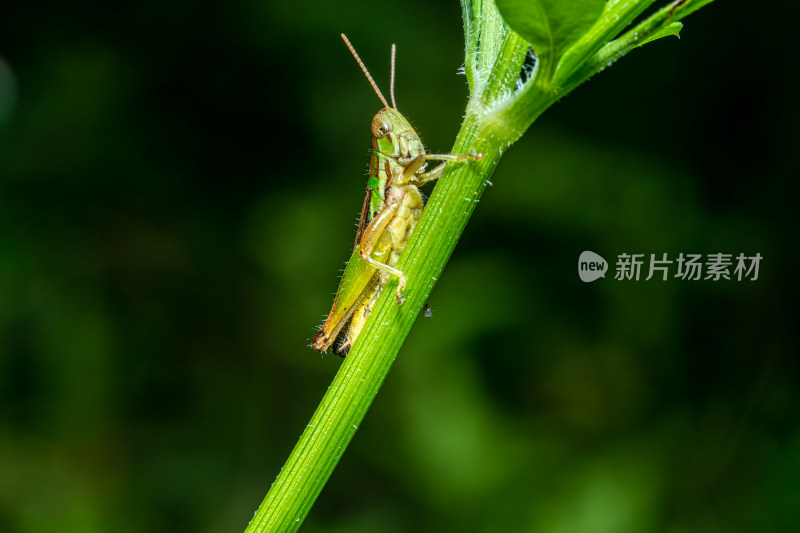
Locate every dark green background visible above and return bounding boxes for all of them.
[1,1,798,531]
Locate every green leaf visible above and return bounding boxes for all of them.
[552,0,659,87]
[639,21,683,47]
[557,0,715,98]
[495,0,604,71]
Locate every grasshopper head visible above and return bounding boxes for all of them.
[371,107,419,156]
[341,36,423,158]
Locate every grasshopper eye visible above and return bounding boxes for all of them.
[371,113,393,138]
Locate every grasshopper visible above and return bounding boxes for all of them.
[311,34,481,356]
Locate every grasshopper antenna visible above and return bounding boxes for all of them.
[341,34,390,109]
[390,44,397,109]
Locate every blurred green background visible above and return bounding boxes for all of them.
[1,1,798,531]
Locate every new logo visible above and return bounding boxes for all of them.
[579,251,608,282]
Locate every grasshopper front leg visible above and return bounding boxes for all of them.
[400,152,482,184]
[357,198,407,304]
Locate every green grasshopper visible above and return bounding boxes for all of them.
[311,34,482,356]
